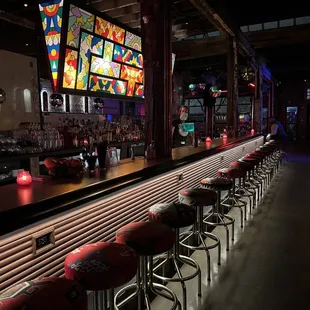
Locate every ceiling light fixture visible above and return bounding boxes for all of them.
[24,3,28,7]
[25,43,28,46]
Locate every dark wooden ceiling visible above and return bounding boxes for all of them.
[1,0,310,79]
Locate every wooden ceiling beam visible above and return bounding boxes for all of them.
[126,20,141,28]
[173,25,310,60]
[0,10,35,30]
[246,25,310,49]
[187,0,255,60]
[91,0,138,13]
[173,36,227,60]
[117,12,140,24]
[107,3,140,18]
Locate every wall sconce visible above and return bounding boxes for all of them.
[94,97,104,110]
[50,93,63,107]
[0,88,6,104]
[16,170,32,186]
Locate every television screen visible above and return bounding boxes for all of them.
[39,1,176,101]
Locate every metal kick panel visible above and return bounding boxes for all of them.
[0,137,263,292]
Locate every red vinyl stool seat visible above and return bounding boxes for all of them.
[148,201,196,228]
[200,177,233,191]
[148,202,201,309]
[179,187,217,206]
[178,188,221,281]
[116,221,175,256]
[115,221,179,310]
[0,277,87,310]
[65,242,137,310]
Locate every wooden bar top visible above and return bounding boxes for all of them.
[0,135,261,235]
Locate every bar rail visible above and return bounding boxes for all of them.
[0,136,263,293]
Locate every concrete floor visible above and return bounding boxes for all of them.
[152,150,310,310]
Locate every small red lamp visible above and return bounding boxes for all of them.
[206,136,212,142]
[251,129,255,136]
[16,170,32,186]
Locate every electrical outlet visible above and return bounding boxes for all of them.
[177,173,183,183]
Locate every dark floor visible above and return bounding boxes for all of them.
[201,145,310,310]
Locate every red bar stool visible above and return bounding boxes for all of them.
[178,188,221,281]
[148,202,201,310]
[217,167,248,228]
[115,221,179,310]
[0,277,87,310]
[239,156,264,198]
[200,177,234,250]
[64,242,138,310]
[248,151,269,190]
[229,161,257,212]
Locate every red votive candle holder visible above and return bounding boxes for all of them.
[251,129,255,135]
[16,170,32,186]
[222,134,227,139]
[206,137,212,142]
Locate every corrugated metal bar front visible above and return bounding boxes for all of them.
[0,136,263,292]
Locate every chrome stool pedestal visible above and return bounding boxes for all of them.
[149,202,202,310]
[201,178,235,251]
[115,256,179,310]
[115,221,180,310]
[178,187,221,281]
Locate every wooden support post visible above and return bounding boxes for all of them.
[271,79,275,117]
[226,36,238,137]
[141,0,172,159]
[254,66,263,132]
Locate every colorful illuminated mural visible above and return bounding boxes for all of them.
[67,4,94,48]
[39,0,64,90]
[39,2,175,99]
[63,49,78,89]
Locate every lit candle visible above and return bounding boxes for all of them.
[222,134,227,139]
[206,141,212,149]
[16,171,32,186]
[206,137,212,142]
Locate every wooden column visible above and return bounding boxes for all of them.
[141,0,172,158]
[271,79,275,117]
[226,36,238,137]
[254,66,263,132]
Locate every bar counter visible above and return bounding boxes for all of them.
[0,135,262,235]
[0,134,263,293]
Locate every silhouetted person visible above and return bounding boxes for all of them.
[172,106,189,148]
[269,118,287,143]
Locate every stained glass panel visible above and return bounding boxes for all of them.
[124,31,142,52]
[114,44,143,69]
[76,32,92,90]
[103,41,114,62]
[134,84,144,98]
[91,36,103,56]
[95,16,125,44]
[63,49,78,89]
[89,75,127,95]
[90,56,121,78]
[39,0,64,90]
[120,65,143,96]
[67,5,94,48]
